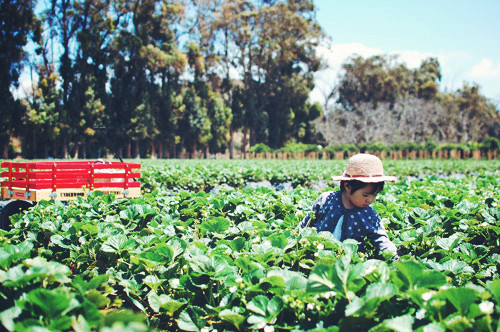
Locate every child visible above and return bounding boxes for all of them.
[300,153,399,258]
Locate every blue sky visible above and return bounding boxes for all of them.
[311,0,500,107]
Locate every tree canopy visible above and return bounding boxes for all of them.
[2,0,498,158]
[317,54,500,146]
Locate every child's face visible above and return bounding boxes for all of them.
[343,183,381,209]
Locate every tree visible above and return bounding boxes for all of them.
[449,83,500,142]
[230,85,246,157]
[416,57,441,100]
[21,72,62,158]
[0,0,40,158]
[178,87,207,157]
[206,90,231,154]
[337,55,399,110]
[337,55,443,110]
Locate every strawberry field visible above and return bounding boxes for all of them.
[1,159,499,332]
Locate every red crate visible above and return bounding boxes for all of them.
[1,161,141,201]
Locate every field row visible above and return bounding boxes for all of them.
[140,159,500,192]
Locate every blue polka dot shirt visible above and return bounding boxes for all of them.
[300,190,397,255]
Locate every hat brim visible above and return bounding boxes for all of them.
[331,175,397,183]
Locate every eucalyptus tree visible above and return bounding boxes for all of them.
[206,0,251,156]
[109,30,148,157]
[177,86,207,157]
[0,0,41,158]
[205,0,261,152]
[41,0,80,157]
[21,71,62,158]
[230,85,246,157]
[207,0,323,150]
[253,0,323,148]
[206,91,232,154]
[68,0,120,157]
[109,0,186,158]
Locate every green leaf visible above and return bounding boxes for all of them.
[101,309,145,327]
[435,235,461,252]
[27,288,74,319]
[0,241,33,269]
[267,297,283,317]
[48,316,73,330]
[486,279,500,304]
[369,314,414,332]
[101,234,137,253]
[438,287,477,315]
[156,244,175,260]
[230,237,246,251]
[268,233,288,249]
[200,217,230,234]
[267,269,307,291]
[307,263,337,293]
[177,306,207,332]
[85,289,110,308]
[14,257,71,285]
[219,309,245,331]
[392,261,446,291]
[234,256,262,272]
[119,204,143,221]
[0,305,22,331]
[247,295,268,316]
[346,283,397,317]
[148,291,186,315]
[307,255,361,299]
[416,322,445,332]
[444,315,472,332]
[81,223,98,235]
[168,238,187,259]
[73,274,109,294]
[143,275,165,291]
[247,315,267,330]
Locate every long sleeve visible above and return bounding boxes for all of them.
[364,212,398,256]
[300,192,329,228]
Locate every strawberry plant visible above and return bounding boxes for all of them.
[0,160,499,331]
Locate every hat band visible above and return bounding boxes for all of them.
[344,173,384,178]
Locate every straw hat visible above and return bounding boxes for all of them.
[332,153,397,183]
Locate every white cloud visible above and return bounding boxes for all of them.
[395,50,433,68]
[470,58,500,79]
[316,42,382,69]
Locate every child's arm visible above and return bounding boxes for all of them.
[299,191,331,229]
[365,210,399,258]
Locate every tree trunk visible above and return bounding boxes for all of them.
[192,142,197,159]
[32,133,37,158]
[2,140,8,159]
[73,145,79,160]
[229,129,235,159]
[134,142,140,159]
[151,141,157,159]
[158,142,163,159]
[63,137,69,159]
[242,128,248,159]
